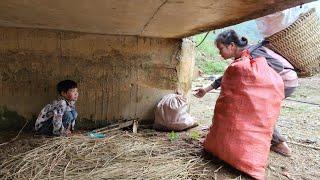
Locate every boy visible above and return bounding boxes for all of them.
[35,80,79,136]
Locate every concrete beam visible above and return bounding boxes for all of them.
[0,0,316,38]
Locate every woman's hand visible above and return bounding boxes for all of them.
[194,88,207,98]
[194,85,214,98]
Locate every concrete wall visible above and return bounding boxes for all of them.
[0,27,195,130]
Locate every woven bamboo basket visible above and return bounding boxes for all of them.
[266,8,320,77]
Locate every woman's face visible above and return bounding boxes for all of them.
[216,42,235,60]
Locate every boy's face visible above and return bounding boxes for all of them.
[61,88,79,101]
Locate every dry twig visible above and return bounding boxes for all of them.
[0,120,28,147]
[287,141,320,150]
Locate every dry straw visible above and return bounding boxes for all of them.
[266,8,320,77]
[0,131,209,180]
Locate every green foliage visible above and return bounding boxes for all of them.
[198,60,228,74]
[168,131,179,141]
[188,131,201,141]
[194,32,227,74]
[282,104,313,114]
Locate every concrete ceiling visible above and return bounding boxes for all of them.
[0,0,315,38]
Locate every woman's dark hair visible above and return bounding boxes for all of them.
[57,80,77,94]
[215,30,248,47]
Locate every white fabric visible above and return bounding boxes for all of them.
[154,94,196,131]
[256,5,312,37]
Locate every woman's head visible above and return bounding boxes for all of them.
[215,30,248,59]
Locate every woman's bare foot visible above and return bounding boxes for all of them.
[271,142,292,157]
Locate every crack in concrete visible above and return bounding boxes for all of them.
[140,0,168,36]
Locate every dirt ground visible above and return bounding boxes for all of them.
[1,75,319,180]
[190,74,320,180]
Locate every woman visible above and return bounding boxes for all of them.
[195,29,298,157]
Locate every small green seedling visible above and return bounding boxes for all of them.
[189,131,201,141]
[168,131,179,141]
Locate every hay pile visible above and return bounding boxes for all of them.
[0,131,209,179]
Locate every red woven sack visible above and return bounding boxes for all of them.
[204,50,284,180]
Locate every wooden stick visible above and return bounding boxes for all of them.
[214,165,223,173]
[92,120,127,132]
[95,119,135,133]
[133,119,139,134]
[0,120,28,147]
[287,141,320,150]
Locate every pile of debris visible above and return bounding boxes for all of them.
[0,131,209,180]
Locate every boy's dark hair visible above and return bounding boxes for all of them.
[56,80,77,94]
[215,29,248,48]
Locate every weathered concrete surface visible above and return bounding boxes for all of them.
[177,38,195,101]
[0,27,195,130]
[0,0,315,38]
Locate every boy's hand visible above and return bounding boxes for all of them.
[65,129,72,136]
[194,88,207,98]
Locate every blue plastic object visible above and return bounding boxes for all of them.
[87,132,106,139]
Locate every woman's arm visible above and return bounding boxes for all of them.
[194,76,222,98]
[250,45,284,73]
